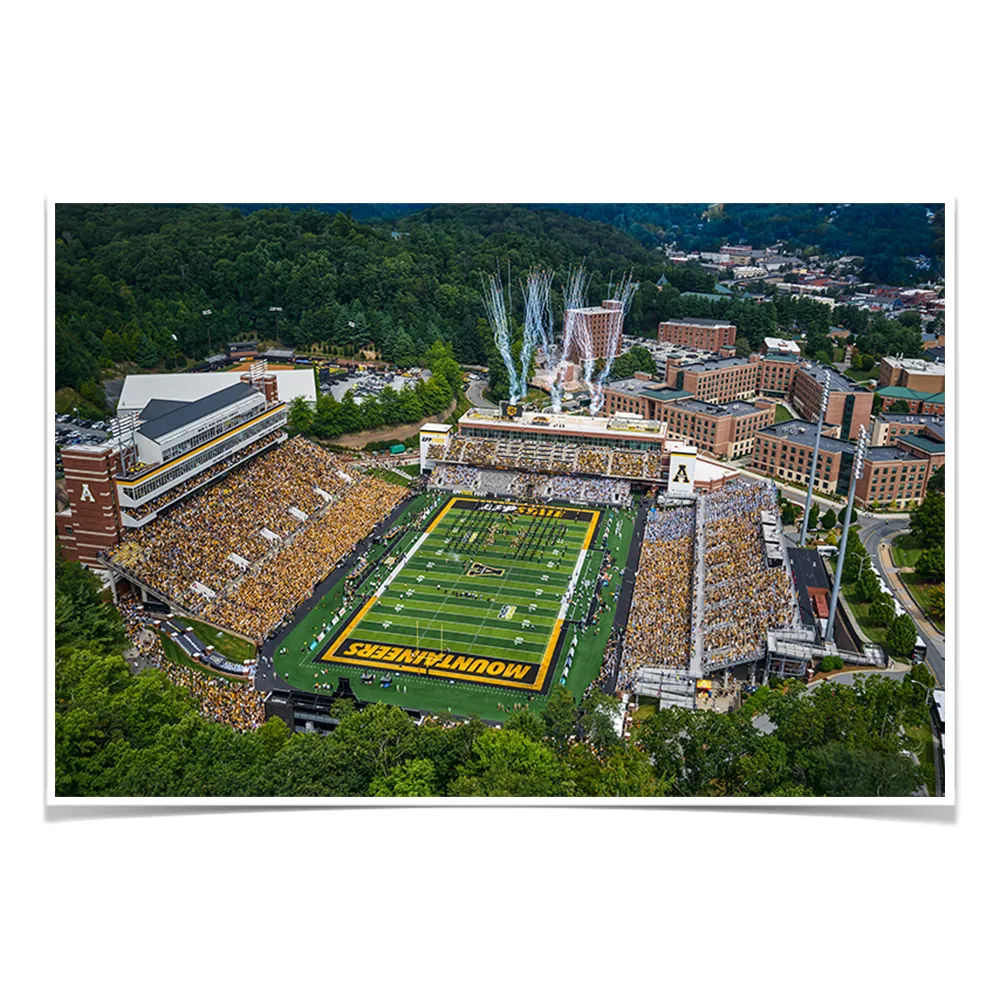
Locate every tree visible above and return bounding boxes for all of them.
[733,337,752,358]
[927,585,945,619]
[915,547,945,582]
[838,505,859,525]
[580,692,622,753]
[780,504,796,526]
[369,758,436,797]
[910,493,945,549]
[451,728,564,796]
[821,509,837,530]
[857,568,881,603]
[819,655,844,673]
[869,595,896,628]
[888,399,911,413]
[135,333,159,368]
[807,505,819,531]
[541,685,577,749]
[286,396,314,436]
[927,465,945,494]
[886,614,917,658]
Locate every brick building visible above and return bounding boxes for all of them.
[790,361,873,441]
[658,318,737,352]
[658,398,777,459]
[665,355,762,403]
[878,356,946,394]
[564,300,626,364]
[56,445,125,566]
[869,412,946,447]
[758,348,803,398]
[751,420,933,506]
[751,421,854,494]
[875,386,945,415]
[601,374,694,422]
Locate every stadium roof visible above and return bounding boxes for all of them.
[118,370,317,412]
[140,383,259,441]
[139,398,186,422]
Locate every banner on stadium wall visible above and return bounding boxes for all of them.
[696,679,713,690]
[667,447,697,497]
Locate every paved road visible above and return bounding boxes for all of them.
[857,515,945,687]
[466,378,491,409]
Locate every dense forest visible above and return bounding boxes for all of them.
[546,203,944,284]
[54,553,934,797]
[55,202,695,395]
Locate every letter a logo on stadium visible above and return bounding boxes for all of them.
[80,483,96,502]
[672,463,690,484]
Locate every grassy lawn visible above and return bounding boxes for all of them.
[840,580,890,646]
[400,463,422,477]
[172,616,257,662]
[902,575,945,632]
[892,533,924,568]
[844,366,877,384]
[774,404,794,423]
[159,631,250,684]
[366,467,410,487]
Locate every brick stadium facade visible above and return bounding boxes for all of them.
[56,445,125,566]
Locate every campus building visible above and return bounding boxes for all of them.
[877,356,946,394]
[658,318,737,352]
[665,355,762,403]
[57,368,290,566]
[750,420,933,506]
[601,374,694,421]
[565,300,627,364]
[751,420,855,494]
[657,398,777,459]
[875,385,945,415]
[869,412,946,447]
[790,361,873,441]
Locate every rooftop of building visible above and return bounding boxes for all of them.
[895,434,946,454]
[566,305,618,315]
[139,382,261,442]
[763,337,801,353]
[228,340,258,351]
[757,420,855,452]
[865,446,915,462]
[880,356,946,376]
[670,398,762,417]
[797,360,870,393]
[681,355,758,374]
[460,407,667,439]
[664,317,735,328]
[874,411,946,433]
[877,385,945,402]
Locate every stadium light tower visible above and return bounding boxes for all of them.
[269,305,283,340]
[824,425,867,643]
[798,370,831,546]
[201,308,213,354]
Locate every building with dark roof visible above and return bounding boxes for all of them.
[870,411,945,446]
[790,361,873,441]
[751,420,932,506]
[658,318,737,352]
[227,340,259,360]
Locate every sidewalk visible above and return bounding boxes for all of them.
[875,531,945,641]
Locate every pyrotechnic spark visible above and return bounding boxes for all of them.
[590,271,637,415]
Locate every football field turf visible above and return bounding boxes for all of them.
[314,497,601,693]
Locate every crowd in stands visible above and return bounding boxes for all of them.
[620,505,696,689]
[107,437,408,643]
[702,480,796,667]
[124,430,286,521]
[119,597,266,732]
[429,464,480,492]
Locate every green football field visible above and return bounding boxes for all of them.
[316,496,600,693]
[270,492,639,721]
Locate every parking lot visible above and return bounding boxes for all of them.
[55,415,110,476]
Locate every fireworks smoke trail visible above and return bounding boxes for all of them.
[590,271,637,415]
[519,266,555,400]
[552,264,590,412]
[481,264,520,402]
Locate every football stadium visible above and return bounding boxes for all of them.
[58,363,871,730]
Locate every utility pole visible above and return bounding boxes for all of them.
[799,371,831,546]
[825,425,868,643]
